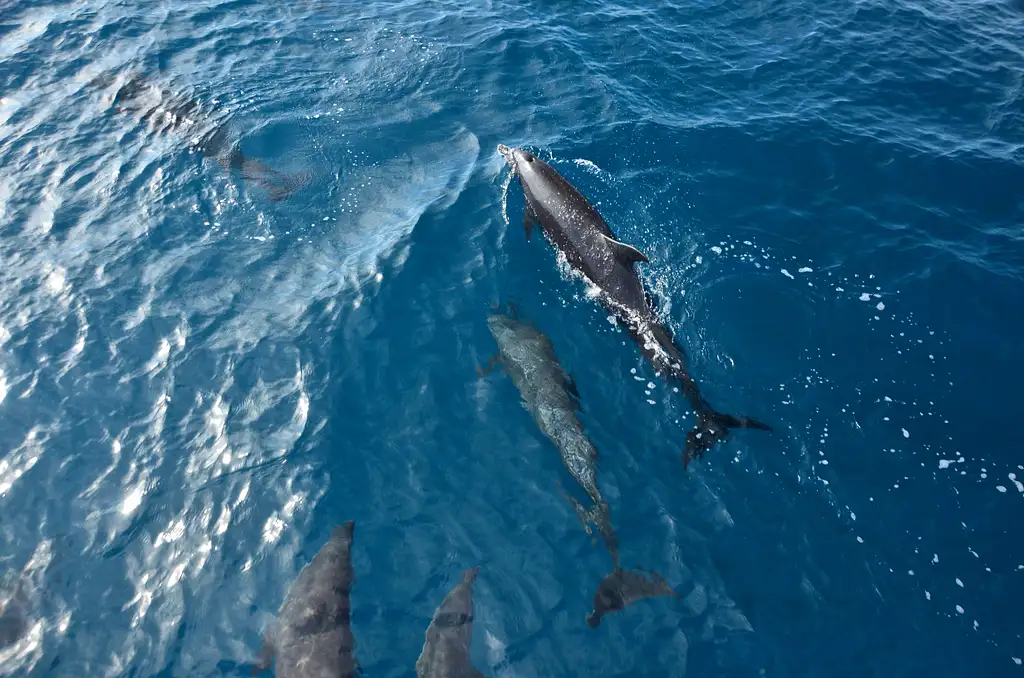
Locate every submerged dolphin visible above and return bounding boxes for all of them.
[416,566,484,678]
[101,71,309,201]
[497,144,771,467]
[252,521,359,677]
[483,307,679,627]
[483,306,618,556]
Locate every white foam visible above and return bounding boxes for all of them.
[902,428,910,438]
[859,293,872,301]
[781,269,794,279]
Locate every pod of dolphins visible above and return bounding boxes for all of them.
[238,145,772,675]
[0,75,774,676]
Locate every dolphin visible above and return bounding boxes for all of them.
[101,71,309,201]
[251,521,359,677]
[482,306,681,628]
[483,306,618,557]
[415,566,484,678]
[497,144,771,468]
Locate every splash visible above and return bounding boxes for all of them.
[499,165,516,227]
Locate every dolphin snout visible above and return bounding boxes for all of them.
[486,314,509,335]
[498,144,538,169]
[497,143,515,165]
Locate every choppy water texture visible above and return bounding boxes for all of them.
[2,0,1024,675]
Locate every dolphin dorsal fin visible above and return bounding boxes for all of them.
[603,234,649,266]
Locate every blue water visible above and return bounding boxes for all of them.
[2,0,1024,675]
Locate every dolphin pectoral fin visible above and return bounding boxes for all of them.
[564,374,580,401]
[476,353,502,378]
[603,234,649,266]
[523,210,535,241]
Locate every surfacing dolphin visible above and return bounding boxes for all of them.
[251,521,359,678]
[100,71,309,201]
[483,305,618,556]
[497,144,771,468]
[415,566,484,678]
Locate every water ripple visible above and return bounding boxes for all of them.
[1,0,1023,675]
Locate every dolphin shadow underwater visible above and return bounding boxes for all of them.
[480,304,681,628]
[497,144,771,468]
[98,71,310,202]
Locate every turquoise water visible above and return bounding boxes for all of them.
[1,0,1023,675]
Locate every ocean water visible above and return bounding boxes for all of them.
[2,0,1023,675]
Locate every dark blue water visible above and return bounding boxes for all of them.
[2,0,1024,675]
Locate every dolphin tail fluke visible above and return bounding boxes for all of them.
[476,352,502,378]
[683,408,772,469]
[586,566,681,629]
